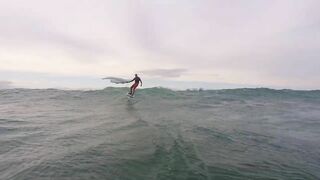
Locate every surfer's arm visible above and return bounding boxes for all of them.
[140,79,143,86]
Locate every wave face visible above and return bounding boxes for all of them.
[0,87,319,179]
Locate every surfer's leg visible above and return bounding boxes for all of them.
[132,83,138,95]
[132,86,136,95]
[129,84,135,94]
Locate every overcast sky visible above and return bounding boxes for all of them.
[0,0,319,89]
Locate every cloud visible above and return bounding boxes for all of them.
[139,69,187,78]
[0,14,110,62]
[0,81,14,89]
[0,0,319,89]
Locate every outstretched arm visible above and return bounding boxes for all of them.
[127,79,134,83]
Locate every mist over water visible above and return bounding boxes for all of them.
[0,87,319,179]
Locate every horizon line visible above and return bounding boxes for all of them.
[1,86,319,92]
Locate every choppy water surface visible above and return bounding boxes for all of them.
[0,87,319,180]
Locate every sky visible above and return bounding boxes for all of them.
[0,0,319,90]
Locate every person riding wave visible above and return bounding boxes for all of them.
[127,74,142,96]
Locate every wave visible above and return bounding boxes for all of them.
[1,87,320,108]
[0,87,319,179]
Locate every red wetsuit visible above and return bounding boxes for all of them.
[130,77,141,95]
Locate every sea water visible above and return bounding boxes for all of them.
[0,87,319,179]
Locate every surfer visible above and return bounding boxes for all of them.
[127,74,142,96]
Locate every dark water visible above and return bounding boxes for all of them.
[0,87,319,180]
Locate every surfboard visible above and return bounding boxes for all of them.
[127,93,134,98]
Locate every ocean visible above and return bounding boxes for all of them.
[0,87,319,180]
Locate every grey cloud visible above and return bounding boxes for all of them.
[139,69,187,78]
[0,15,110,61]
